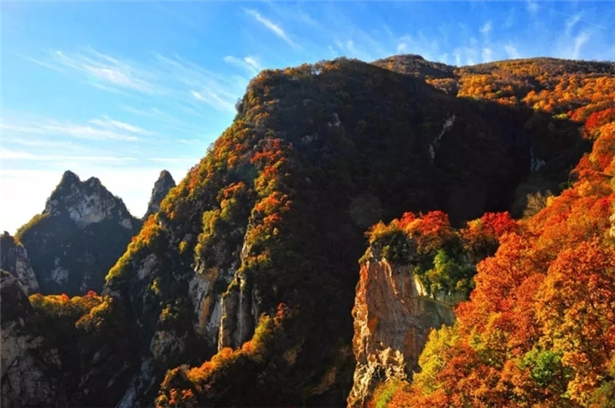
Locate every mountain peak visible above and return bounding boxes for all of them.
[144,170,176,219]
[45,171,135,229]
[59,170,81,186]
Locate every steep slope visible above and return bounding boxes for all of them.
[144,171,176,220]
[16,171,142,296]
[101,57,587,407]
[0,232,39,294]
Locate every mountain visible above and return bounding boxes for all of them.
[15,171,142,296]
[0,232,39,294]
[144,170,176,220]
[1,55,613,408]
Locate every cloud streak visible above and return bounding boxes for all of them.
[245,9,300,49]
[1,148,135,162]
[49,48,158,94]
[223,55,262,76]
[89,116,153,135]
[572,32,590,59]
[1,114,144,142]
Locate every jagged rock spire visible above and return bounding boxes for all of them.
[144,170,176,219]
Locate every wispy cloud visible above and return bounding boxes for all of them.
[504,45,522,59]
[18,54,66,72]
[24,47,245,115]
[223,55,262,75]
[482,47,493,62]
[566,12,583,33]
[245,9,300,49]
[1,148,135,162]
[5,137,87,151]
[503,8,516,29]
[48,48,158,94]
[526,0,539,15]
[119,105,210,138]
[572,32,590,59]
[480,22,492,36]
[1,115,142,141]
[396,34,441,62]
[89,116,153,135]
[154,53,244,113]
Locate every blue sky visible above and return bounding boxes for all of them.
[1,1,614,234]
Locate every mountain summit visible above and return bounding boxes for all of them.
[45,170,135,229]
[16,171,142,295]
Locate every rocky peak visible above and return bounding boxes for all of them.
[45,170,135,229]
[143,170,176,219]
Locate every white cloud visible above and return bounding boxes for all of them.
[526,0,539,14]
[245,9,300,49]
[566,12,583,33]
[89,116,153,135]
[191,89,235,113]
[1,118,141,141]
[572,31,590,59]
[395,34,441,62]
[244,57,262,73]
[223,55,262,75]
[504,45,522,59]
[0,148,135,162]
[480,22,492,36]
[18,54,66,72]
[49,49,157,94]
[154,53,244,113]
[482,47,493,62]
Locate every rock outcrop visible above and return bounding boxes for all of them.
[347,247,456,408]
[45,171,135,230]
[0,233,39,294]
[144,170,176,219]
[0,271,63,407]
[16,170,141,296]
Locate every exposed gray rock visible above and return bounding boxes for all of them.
[144,170,176,219]
[45,171,135,230]
[0,233,40,294]
[0,271,63,407]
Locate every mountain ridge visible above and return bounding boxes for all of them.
[1,54,613,408]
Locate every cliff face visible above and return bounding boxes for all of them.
[0,233,39,294]
[348,251,455,408]
[16,171,142,296]
[144,171,176,220]
[0,271,63,408]
[0,269,138,408]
